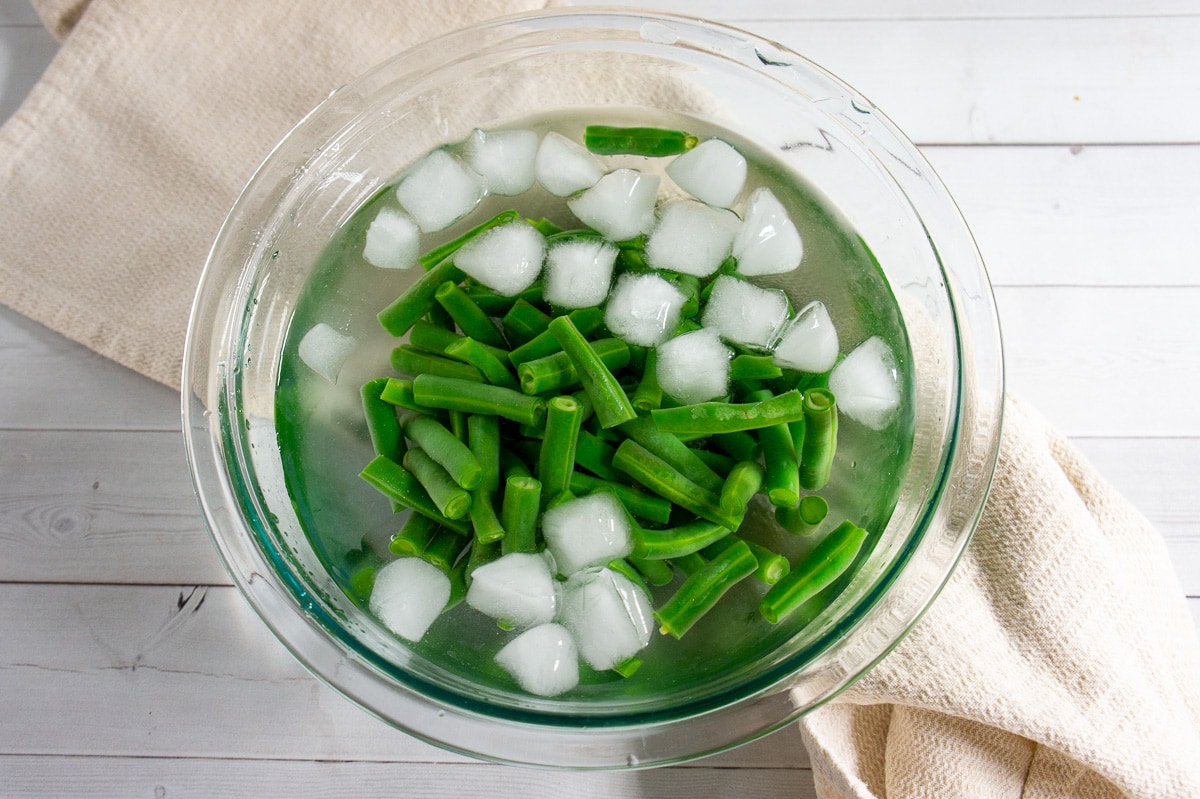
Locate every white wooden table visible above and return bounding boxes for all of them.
[2,1,1197,795]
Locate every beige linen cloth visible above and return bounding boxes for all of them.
[3,2,1198,796]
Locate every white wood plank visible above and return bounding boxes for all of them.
[591,1,1200,21]
[0,23,56,124]
[1071,437,1200,535]
[995,286,1200,438]
[0,306,179,431]
[923,145,1200,287]
[0,583,809,767]
[0,430,225,585]
[0,755,816,799]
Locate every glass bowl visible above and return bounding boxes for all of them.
[182,9,1003,769]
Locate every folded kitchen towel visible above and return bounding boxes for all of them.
[2,3,1198,796]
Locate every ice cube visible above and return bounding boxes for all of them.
[394,148,485,233]
[700,275,790,350]
[558,567,654,670]
[453,220,546,296]
[495,623,579,697]
[542,237,618,309]
[362,207,420,270]
[369,557,451,642]
[298,322,356,384]
[465,552,558,628]
[541,493,632,576]
[463,128,538,196]
[567,168,660,242]
[665,139,747,209]
[535,131,605,197]
[643,200,740,277]
[603,272,687,347]
[828,335,901,430]
[655,328,732,405]
[732,187,804,276]
[772,300,839,373]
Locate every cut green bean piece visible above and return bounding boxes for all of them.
[537,396,584,504]
[501,300,553,347]
[527,216,565,237]
[629,556,675,586]
[573,429,622,482]
[612,657,643,678]
[402,413,482,490]
[611,440,740,529]
[569,471,673,525]
[691,447,736,476]
[632,519,730,560]
[548,315,637,428]
[500,475,541,554]
[507,306,606,368]
[730,354,783,381]
[469,491,505,544]
[409,320,509,364]
[465,537,501,585]
[418,209,521,270]
[403,448,472,520]
[799,388,838,491]
[379,378,441,415]
[388,512,439,556]
[467,414,500,494]
[656,540,756,639]
[463,282,543,316]
[672,274,702,319]
[434,281,508,349]
[421,526,470,573]
[519,336,631,398]
[669,552,706,577]
[775,494,829,536]
[348,564,378,599]
[499,449,532,480]
[361,378,405,461]
[711,431,762,462]
[703,536,789,585]
[444,337,519,389]
[750,389,800,508]
[584,125,698,156]
[412,374,546,426]
[618,416,725,495]
[358,455,470,535]
[650,390,806,435]
[445,554,470,610]
[719,460,765,516]
[760,520,868,624]
[378,256,465,337]
[391,345,483,382]
[426,302,456,331]
[630,348,663,412]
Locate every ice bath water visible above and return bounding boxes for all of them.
[274,109,914,707]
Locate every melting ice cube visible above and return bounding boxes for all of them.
[463,128,538,196]
[559,567,654,670]
[298,322,356,384]
[732,187,803,276]
[369,557,451,642]
[495,623,580,697]
[394,148,485,233]
[644,199,740,277]
[541,492,632,576]
[700,275,790,350]
[542,237,618,309]
[772,300,839,373]
[465,552,558,629]
[567,168,660,242]
[655,328,732,405]
[453,220,546,296]
[828,335,901,430]
[603,272,687,347]
[665,139,747,209]
[535,131,605,197]
[362,207,420,270]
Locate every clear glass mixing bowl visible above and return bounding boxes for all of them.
[182,9,1003,769]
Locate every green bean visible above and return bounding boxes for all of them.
[467,414,500,494]
[507,306,605,367]
[434,281,508,349]
[444,337,519,389]
[463,282,544,317]
[626,344,648,376]
[630,348,663,412]
[388,512,439,556]
[655,540,757,639]
[379,378,440,415]
[469,490,505,545]
[403,448,472,520]
[445,553,470,610]
[730,354,783,382]
[448,410,468,443]
[649,389,806,435]
[672,274,702,319]
[412,374,546,426]
[390,345,483,382]
[629,555,675,586]
[573,429,622,482]
[759,520,868,624]
[526,216,565,237]
[500,475,541,555]
[612,657,642,678]
[618,416,725,495]
[360,378,405,461]
[583,125,698,157]
[514,328,622,394]
[616,247,650,273]
[703,536,789,585]
[690,447,736,476]
[607,558,651,592]
[749,389,800,508]
[377,256,465,337]
[465,536,501,585]
[719,460,765,516]
[798,388,837,491]
[401,414,482,491]
[611,440,740,529]
[538,396,584,504]
[501,300,553,347]
[499,448,532,479]
[358,455,470,535]
[547,319,638,430]
[670,552,707,577]
[711,431,762,462]
[632,519,730,560]
[426,302,457,331]
[409,320,509,364]
[417,209,521,270]
[348,563,378,599]
[421,526,470,573]
[568,471,673,525]
[775,495,829,536]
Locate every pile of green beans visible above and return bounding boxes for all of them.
[352,127,873,686]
